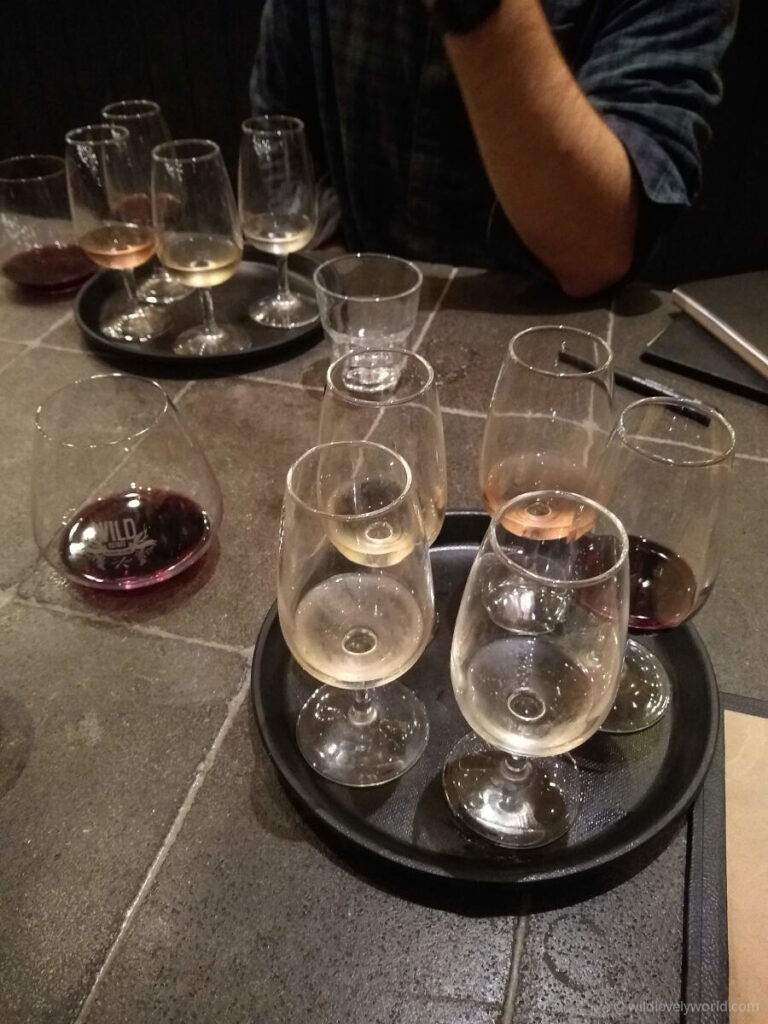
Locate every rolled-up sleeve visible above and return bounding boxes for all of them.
[576,0,739,212]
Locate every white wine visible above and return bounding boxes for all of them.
[452,636,611,757]
[324,478,419,567]
[482,454,597,540]
[159,233,242,287]
[289,573,427,687]
[78,224,155,270]
[242,212,314,255]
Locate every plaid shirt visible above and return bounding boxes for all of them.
[251,0,737,276]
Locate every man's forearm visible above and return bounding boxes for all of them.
[443,0,638,296]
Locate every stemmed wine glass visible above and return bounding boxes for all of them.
[65,124,170,341]
[101,99,192,305]
[32,374,223,590]
[278,441,435,786]
[480,325,614,527]
[319,350,448,547]
[598,397,735,733]
[238,115,318,328]
[444,490,629,847]
[151,139,247,356]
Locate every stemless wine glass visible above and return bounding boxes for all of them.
[444,490,629,848]
[101,99,192,305]
[238,115,318,328]
[65,125,170,340]
[152,139,247,356]
[32,374,223,590]
[480,325,614,526]
[319,350,448,546]
[598,397,735,733]
[0,154,93,294]
[278,441,435,786]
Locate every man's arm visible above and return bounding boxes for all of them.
[442,0,638,297]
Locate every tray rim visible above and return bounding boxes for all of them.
[74,249,323,367]
[251,509,721,886]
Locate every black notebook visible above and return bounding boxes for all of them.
[642,271,768,405]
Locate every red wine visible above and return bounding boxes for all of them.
[628,535,698,630]
[2,244,94,292]
[60,488,211,590]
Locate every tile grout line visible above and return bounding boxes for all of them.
[412,267,458,354]
[606,295,616,351]
[72,671,252,1024]
[238,374,325,393]
[440,404,486,420]
[12,593,253,659]
[499,914,530,1024]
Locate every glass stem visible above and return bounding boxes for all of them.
[275,255,293,304]
[122,268,140,313]
[198,288,219,336]
[348,689,377,727]
[501,756,532,782]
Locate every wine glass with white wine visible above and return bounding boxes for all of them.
[151,139,248,356]
[238,115,318,328]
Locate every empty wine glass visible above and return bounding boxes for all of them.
[65,124,170,341]
[238,115,318,328]
[101,99,192,305]
[152,139,247,356]
[480,325,614,528]
[444,490,629,847]
[32,374,223,590]
[598,397,735,733]
[319,350,448,546]
[278,441,435,786]
[0,154,93,294]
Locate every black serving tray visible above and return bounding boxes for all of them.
[75,250,322,368]
[251,511,720,887]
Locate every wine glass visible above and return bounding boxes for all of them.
[101,99,192,305]
[32,374,223,590]
[443,490,629,847]
[598,397,735,733]
[0,154,94,294]
[152,139,248,356]
[278,440,435,786]
[319,350,447,546]
[238,115,318,328]
[480,325,614,523]
[65,124,170,341]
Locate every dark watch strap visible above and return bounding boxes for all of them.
[423,0,503,35]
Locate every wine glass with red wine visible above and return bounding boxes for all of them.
[101,99,192,306]
[599,396,735,733]
[480,325,614,528]
[64,124,170,341]
[0,154,93,294]
[32,374,223,591]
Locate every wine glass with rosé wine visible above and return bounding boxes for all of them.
[597,396,735,733]
[32,374,222,591]
[64,124,170,341]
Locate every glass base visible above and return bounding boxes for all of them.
[173,322,251,357]
[101,303,171,342]
[137,269,193,306]
[249,290,318,329]
[600,637,671,734]
[295,683,429,787]
[442,733,580,848]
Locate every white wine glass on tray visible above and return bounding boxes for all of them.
[32,374,222,591]
[65,124,170,341]
[598,396,735,733]
[444,490,629,848]
[238,114,318,328]
[151,139,247,356]
[278,440,435,786]
[101,98,192,305]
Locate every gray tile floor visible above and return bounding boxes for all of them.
[0,264,765,1023]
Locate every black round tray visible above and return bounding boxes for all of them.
[251,510,720,886]
[75,250,322,368]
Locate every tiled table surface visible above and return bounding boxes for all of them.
[0,265,766,1024]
